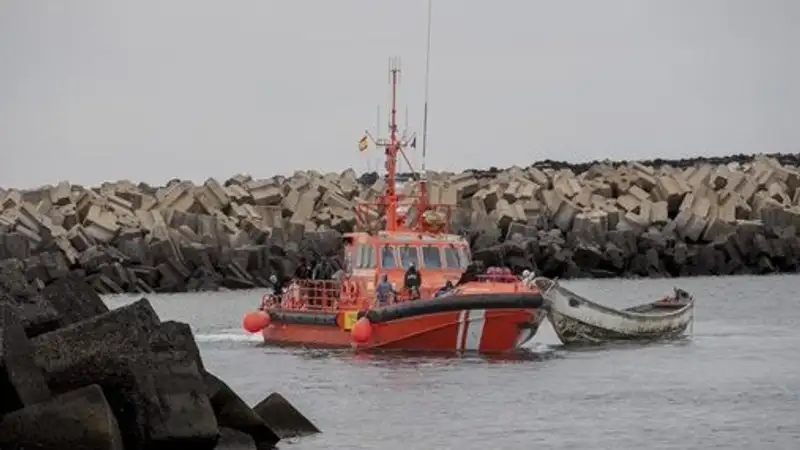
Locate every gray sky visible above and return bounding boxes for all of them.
[1,0,798,189]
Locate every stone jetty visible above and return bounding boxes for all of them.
[1,153,800,294]
[0,268,320,449]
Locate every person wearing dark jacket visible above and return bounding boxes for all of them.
[403,263,422,299]
[456,262,482,286]
[269,273,284,296]
[295,259,311,279]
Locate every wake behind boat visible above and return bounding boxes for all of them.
[534,277,695,345]
[241,58,546,354]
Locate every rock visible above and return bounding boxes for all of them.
[0,265,319,448]
[1,153,800,285]
[0,259,62,336]
[39,275,109,326]
[149,320,205,370]
[0,304,52,416]
[0,384,124,450]
[253,392,321,439]
[31,298,161,377]
[204,371,281,449]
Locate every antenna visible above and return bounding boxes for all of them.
[419,0,433,203]
[376,104,382,173]
[403,105,410,172]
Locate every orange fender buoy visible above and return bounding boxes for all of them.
[243,311,271,333]
[350,317,373,344]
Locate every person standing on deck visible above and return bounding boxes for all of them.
[403,263,422,299]
[375,274,396,307]
[269,274,284,296]
[456,261,482,286]
[268,273,286,306]
[295,258,311,279]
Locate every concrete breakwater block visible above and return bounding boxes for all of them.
[0,305,52,416]
[0,272,321,449]
[1,153,800,288]
[0,384,124,450]
[204,371,280,449]
[253,392,321,439]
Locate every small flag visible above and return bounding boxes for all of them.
[410,136,417,149]
[359,135,369,152]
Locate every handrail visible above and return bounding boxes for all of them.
[263,279,446,312]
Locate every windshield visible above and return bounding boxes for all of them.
[381,245,397,269]
[399,246,420,269]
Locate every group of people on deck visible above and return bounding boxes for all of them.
[264,255,536,309]
[373,263,536,307]
[375,263,426,306]
[375,262,455,306]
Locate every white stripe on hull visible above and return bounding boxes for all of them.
[456,309,486,351]
[455,310,467,349]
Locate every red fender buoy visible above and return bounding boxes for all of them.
[350,318,373,344]
[243,311,271,333]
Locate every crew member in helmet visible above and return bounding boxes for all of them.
[403,262,422,299]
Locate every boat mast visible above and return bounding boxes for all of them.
[384,58,401,232]
[367,0,433,234]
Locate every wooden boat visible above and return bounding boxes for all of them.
[533,277,695,345]
[241,48,546,353]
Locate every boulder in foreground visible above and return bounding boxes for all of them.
[0,271,321,449]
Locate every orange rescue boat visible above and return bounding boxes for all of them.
[242,61,545,354]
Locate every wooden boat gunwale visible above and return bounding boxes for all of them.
[535,277,695,322]
[534,277,695,344]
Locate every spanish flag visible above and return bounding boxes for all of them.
[358,135,369,152]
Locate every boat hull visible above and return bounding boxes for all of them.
[261,293,546,353]
[535,278,695,345]
[263,308,543,353]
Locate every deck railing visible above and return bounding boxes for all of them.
[261,279,445,312]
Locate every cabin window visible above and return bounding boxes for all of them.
[345,247,355,271]
[356,244,376,269]
[364,244,377,268]
[356,245,366,269]
[398,245,420,269]
[354,245,364,268]
[443,245,461,269]
[381,245,398,269]
[422,245,443,269]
